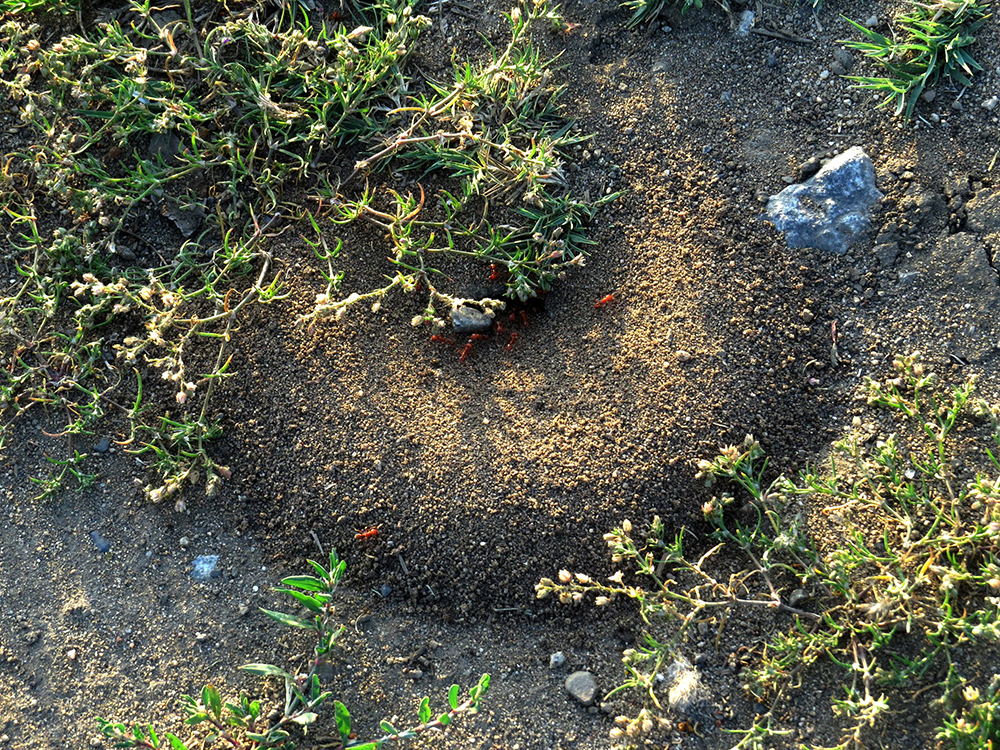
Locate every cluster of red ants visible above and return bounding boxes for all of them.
[429,291,616,363]
[431,308,530,363]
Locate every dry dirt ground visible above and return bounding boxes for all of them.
[2,0,1000,748]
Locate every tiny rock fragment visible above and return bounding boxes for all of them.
[191,555,220,581]
[675,350,692,362]
[565,671,599,706]
[800,309,815,323]
[66,648,77,661]
[549,651,566,669]
[89,531,111,553]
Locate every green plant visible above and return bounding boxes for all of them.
[938,676,1000,749]
[841,0,990,121]
[97,550,490,749]
[621,0,702,27]
[0,0,613,505]
[538,353,1000,749]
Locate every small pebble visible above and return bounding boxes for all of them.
[675,350,692,362]
[380,583,392,598]
[92,437,110,453]
[191,555,219,581]
[983,96,999,111]
[819,69,830,80]
[864,14,878,27]
[179,536,190,548]
[67,648,77,660]
[549,651,566,669]
[89,531,111,553]
[565,671,599,706]
[801,309,815,323]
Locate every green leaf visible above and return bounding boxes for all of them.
[245,732,269,742]
[202,685,222,720]
[334,700,352,740]
[165,734,188,750]
[438,713,451,726]
[292,712,318,725]
[448,684,460,710]
[184,712,209,725]
[276,588,324,613]
[148,726,159,747]
[380,719,398,735]
[259,608,316,629]
[347,744,378,750]
[280,575,327,592]
[418,696,431,724]
[306,558,329,578]
[240,663,293,680]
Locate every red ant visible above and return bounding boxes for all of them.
[459,341,474,363]
[488,264,500,281]
[430,335,455,345]
[506,331,519,351]
[594,294,615,309]
[355,527,379,541]
[469,333,489,342]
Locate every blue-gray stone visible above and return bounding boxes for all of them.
[93,437,110,453]
[765,147,883,255]
[191,555,220,580]
[89,531,111,553]
[451,306,492,334]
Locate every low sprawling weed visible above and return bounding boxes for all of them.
[539,353,1000,748]
[0,0,612,503]
[97,550,490,749]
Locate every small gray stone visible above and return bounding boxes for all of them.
[833,49,854,71]
[451,306,492,334]
[93,437,111,453]
[380,583,392,598]
[549,651,566,669]
[565,671,598,706]
[89,531,111,553]
[874,242,900,268]
[191,555,220,581]
[765,147,883,255]
[864,14,879,27]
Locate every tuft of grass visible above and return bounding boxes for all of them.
[539,353,1000,749]
[840,0,990,121]
[621,0,702,27]
[97,550,490,749]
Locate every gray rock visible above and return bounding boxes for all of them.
[765,147,883,255]
[93,437,111,453]
[89,531,111,553]
[380,583,392,598]
[451,306,492,334]
[191,555,220,581]
[565,671,598,706]
[833,48,854,71]
[874,242,900,268]
[967,189,1000,234]
[549,651,566,669]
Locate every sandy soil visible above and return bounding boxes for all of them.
[2,0,1000,747]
